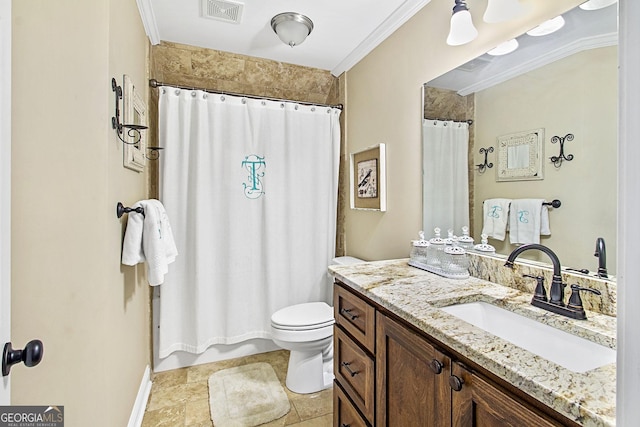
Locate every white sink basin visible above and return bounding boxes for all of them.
[441,301,616,373]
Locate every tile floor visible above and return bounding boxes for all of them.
[141,350,333,427]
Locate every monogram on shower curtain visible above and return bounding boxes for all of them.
[422,119,470,236]
[157,88,341,358]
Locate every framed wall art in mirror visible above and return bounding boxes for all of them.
[350,143,386,211]
[496,128,544,182]
[123,75,147,172]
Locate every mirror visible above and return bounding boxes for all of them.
[123,74,147,172]
[423,5,618,277]
[497,128,544,181]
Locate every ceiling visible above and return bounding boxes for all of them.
[427,4,618,95]
[137,0,432,77]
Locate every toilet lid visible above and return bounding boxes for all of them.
[271,302,335,331]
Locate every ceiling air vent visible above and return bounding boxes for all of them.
[201,0,244,24]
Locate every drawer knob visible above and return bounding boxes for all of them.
[449,375,464,392]
[340,308,359,320]
[429,359,444,375]
[341,361,359,377]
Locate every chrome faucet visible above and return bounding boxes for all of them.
[594,237,608,278]
[505,243,565,305]
[504,243,601,320]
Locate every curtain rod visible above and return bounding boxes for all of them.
[424,116,473,125]
[149,79,343,110]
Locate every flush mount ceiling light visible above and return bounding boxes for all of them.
[483,0,526,23]
[487,38,519,56]
[446,0,478,46]
[579,0,617,10]
[526,16,565,37]
[271,12,313,47]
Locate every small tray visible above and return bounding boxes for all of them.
[408,259,469,280]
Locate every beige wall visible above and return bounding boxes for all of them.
[474,46,617,271]
[11,0,149,426]
[344,0,584,261]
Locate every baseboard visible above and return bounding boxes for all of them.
[128,365,152,427]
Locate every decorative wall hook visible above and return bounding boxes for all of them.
[549,133,574,168]
[476,147,494,172]
[146,147,164,160]
[111,77,148,145]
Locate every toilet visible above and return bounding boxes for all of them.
[270,256,365,394]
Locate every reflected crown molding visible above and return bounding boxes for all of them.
[457,31,618,96]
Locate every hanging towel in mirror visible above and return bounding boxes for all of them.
[481,198,511,241]
[509,199,550,244]
[121,199,178,286]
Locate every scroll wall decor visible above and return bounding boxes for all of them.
[549,133,575,168]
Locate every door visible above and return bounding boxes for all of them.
[376,313,451,427]
[0,0,11,404]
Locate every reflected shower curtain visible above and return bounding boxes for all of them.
[422,119,469,236]
[157,88,341,358]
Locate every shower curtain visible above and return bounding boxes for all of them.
[422,119,470,237]
[157,87,341,358]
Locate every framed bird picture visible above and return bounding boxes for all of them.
[350,143,386,211]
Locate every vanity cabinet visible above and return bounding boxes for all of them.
[333,281,577,427]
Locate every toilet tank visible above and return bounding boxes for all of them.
[331,256,365,265]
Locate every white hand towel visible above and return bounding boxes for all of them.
[121,199,178,286]
[481,198,511,241]
[509,199,549,244]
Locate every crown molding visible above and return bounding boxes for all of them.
[457,32,618,96]
[136,0,161,45]
[331,0,432,77]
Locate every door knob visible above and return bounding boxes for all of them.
[2,340,44,377]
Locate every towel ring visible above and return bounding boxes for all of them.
[117,202,144,218]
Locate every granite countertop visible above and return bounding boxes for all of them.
[329,258,616,427]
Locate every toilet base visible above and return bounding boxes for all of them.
[285,349,334,394]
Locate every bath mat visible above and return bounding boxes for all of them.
[208,362,291,427]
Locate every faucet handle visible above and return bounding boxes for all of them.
[567,284,602,311]
[523,274,547,302]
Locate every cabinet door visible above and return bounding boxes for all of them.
[450,363,561,427]
[376,313,451,427]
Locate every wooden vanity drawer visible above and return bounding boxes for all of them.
[334,381,370,427]
[335,326,375,424]
[334,283,376,353]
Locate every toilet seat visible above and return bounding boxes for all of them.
[271,302,334,331]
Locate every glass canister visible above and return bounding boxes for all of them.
[427,228,446,267]
[442,246,470,277]
[457,226,475,250]
[410,231,430,264]
[473,233,496,253]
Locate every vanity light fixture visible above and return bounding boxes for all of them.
[526,16,565,37]
[111,77,147,146]
[487,39,519,56]
[579,0,617,11]
[446,0,478,46]
[271,12,313,47]
[483,0,526,23]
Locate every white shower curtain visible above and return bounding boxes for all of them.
[157,87,341,358]
[422,119,470,236]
